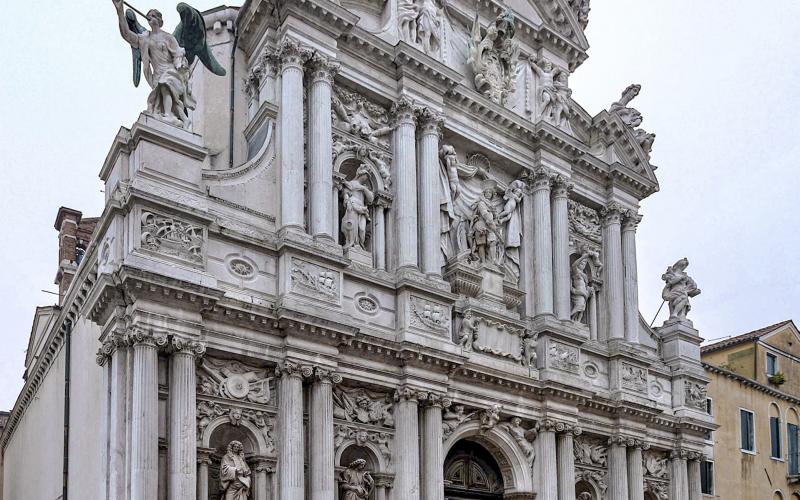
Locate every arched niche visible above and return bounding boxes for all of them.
[335,441,388,473]
[443,420,534,495]
[203,419,265,500]
[576,479,601,499]
[444,440,504,498]
[200,415,271,456]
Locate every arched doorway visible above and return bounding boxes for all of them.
[444,440,504,499]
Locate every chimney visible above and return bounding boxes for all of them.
[54,207,83,304]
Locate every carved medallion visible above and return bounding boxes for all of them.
[227,256,257,279]
[354,293,380,315]
[197,357,273,405]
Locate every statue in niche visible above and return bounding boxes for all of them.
[469,180,503,265]
[340,459,374,500]
[341,165,375,250]
[468,9,520,105]
[661,257,701,322]
[442,405,476,437]
[497,180,525,282]
[501,417,537,464]
[220,440,251,500]
[332,89,394,145]
[522,333,538,368]
[457,312,480,351]
[570,251,592,322]
[111,0,226,128]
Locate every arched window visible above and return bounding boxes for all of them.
[774,490,784,500]
[788,408,800,475]
[771,402,783,460]
[444,439,504,499]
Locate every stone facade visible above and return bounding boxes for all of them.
[1,1,714,500]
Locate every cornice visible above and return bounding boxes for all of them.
[703,361,800,406]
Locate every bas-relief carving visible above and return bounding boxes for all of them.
[197,358,273,404]
[468,9,519,105]
[409,295,450,333]
[521,333,538,368]
[397,0,443,57]
[354,293,380,315]
[609,84,657,157]
[333,386,395,427]
[568,200,602,245]
[340,458,375,500]
[334,424,393,465]
[661,258,701,323]
[441,404,476,440]
[111,0,226,128]
[642,450,669,479]
[575,469,607,496]
[196,401,276,454]
[684,381,707,410]
[140,210,204,264]
[530,57,571,129]
[500,417,538,466]
[332,86,393,149]
[573,436,608,468]
[457,312,480,351]
[289,257,339,302]
[220,440,251,500]
[548,341,580,373]
[620,362,648,393]
[479,404,502,431]
[341,164,375,251]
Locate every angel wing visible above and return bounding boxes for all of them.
[174,2,227,76]
[125,9,147,87]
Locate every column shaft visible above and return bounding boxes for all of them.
[278,369,305,500]
[670,456,689,500]
[197,459,209,500]
[421,403,444,500]
[130,340,159,500]
[374,206,386,270]
[393,393,420,500]
[627,446,644,500]
[622,213,641,342]
[688,458,702,500]
[418,112,442,276]
[310,378,335,500]
[556,432,576,500]
[608,442,629,500]
[279,43,308,231]
[602,205,625,338]
[254,466,269,500]
[108,344,128,500]
[521,195,536,316]
[532,171,554,315]
[551,180,571,320]
[168,349,198,500]
[538,429,557,499]
[308,56,336,239]
[392,100,418,270]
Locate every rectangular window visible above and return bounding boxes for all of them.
[767,352,778,376]
[740,409,755,452]
[789,423,800,475]
[704,398,714,441]
[771,416,782,459]
[700,460,714,495]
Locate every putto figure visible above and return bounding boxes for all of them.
[340,459,374,500]
[111,0,226,128]
[219,440,251,500]
[661,257,701,322]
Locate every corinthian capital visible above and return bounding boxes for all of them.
[622,209,643,231]
[415,107,444,136]
[550,174,574,197]
[600,202,624,225]
[171,336,206,357]
[528,167,553,191]
[307,52,340,83]
[390,95,417,125]
[277,38,312,70]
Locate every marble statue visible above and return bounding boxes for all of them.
[341,165,375,250]
[442,405,476,437]
[501,417,537,465]
[457,312,480,351]
[340,458,374,500]
[332,91,394,145]
[416,0,442,56]
[553,71,572,128]
[111,0,226,128]
[570,251,592,322]
[530,58,558,119]
[397,0,419,43]
[468,9,520,105]
[439,144,461,261]
[577,493,593,500]
[661,258,701,322]
[469,180,502,265]
[522,333,538,368]
[220,440,251,500]
[569,0,591,28]
[480,404,502,431]
[609,84,642,127]
[498,179,525,282]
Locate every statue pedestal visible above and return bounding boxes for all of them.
[657,320,701,367]
[477,264,506,309]
[345,246,373,267]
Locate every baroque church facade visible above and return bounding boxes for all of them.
[1,0,714,499]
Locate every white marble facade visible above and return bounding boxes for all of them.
[1,1,714,500]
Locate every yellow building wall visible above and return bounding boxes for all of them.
[756,328,800,395]
[706,370,800,499]
[703,343,755,378]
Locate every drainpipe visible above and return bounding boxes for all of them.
[229,26,239,169]
[62,320,73,500]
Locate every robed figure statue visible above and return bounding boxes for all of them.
[220,440,251,500]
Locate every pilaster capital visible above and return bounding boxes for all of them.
[275,360,314,379]
[393,385,423,403]
[550,175,574,198]
[600,202,624,226]
[685,450,704,461]
[197,447,214,465]
[307,52,339,84]
[607,434,631,447]
[669,448,689,460]
[277,38,312,71]
[390,95,417,126]
[374,192,393,209]
[253,456,276,473]
[415,107,444,136]
[171,336,206,357]
[95,338,116,366]
[313,366,343,385]
[126,328,169,349]
[622,209,643,231]
[419,391,446,408]
[542,419,581,435]
[528,167,553,192]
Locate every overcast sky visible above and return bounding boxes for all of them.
[0,0,798,411]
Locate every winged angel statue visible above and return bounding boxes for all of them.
[112,0,226,128]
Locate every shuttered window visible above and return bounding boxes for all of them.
[771,416,782,459]
[788,423,800,475]
[740,409,755,452]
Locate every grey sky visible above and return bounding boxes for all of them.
[0,0,797,411]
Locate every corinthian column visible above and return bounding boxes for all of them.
[393,387,421,500]
[687,452,703,500]
[531,168,554,316]
[392,97,418,270]
[417,108,443,276]
[197,448,213,500]
[607,436,629,500]
[538,420,558,499]
[670,449,689,500]
[627,440,647,500]
[601,203,625,339]
[168,337,205,500]
[100,334,127,500]
[128,329,166,500]
[307,53,339,240]
[420,394,445,500]
[551,176,573,320]
[556,425,580,500]
[278,39,311,231]
[622,211,642,343]
[277,361,312,500]
[310,367,341,500]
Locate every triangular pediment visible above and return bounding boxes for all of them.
[590,110,659,188]
[534,0,589,49]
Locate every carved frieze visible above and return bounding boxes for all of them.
[548,341,580,374]
[643,479,668,500]
[684,381,707,410]
[332,87,393,149]
[441,403,477,440]
[140,210,204,265]
[642,450,669,479]
[289,257,340,303]
[573,436,608,468]
[197,358,273,405]
[620,362,648,393]
[409,295,450,333]
[196,400,276,455]
[568,200,602,245]
[333,386,394,428]
[334,423,392,465]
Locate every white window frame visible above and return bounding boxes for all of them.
[766,351,779,376]
[740,408,756,454]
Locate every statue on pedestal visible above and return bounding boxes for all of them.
[220,440,251,500]
[111,0,226,128]
[570,251,592,322]
[341,165,375,250]
[340,459,374,500]
[457,312,480,351]
[661,258,701,322]
[469,180,502,265]
[497,179,525,282]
